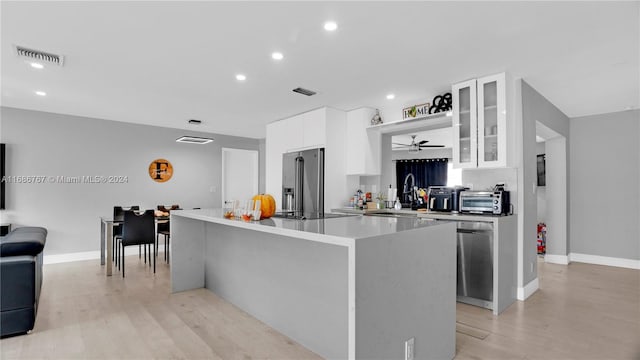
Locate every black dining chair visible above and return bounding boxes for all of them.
[113,206,139,266]
[156,205,180,262]
[120,209,156,277]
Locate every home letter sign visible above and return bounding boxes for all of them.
[402,102,430,121]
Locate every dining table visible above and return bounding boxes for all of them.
[99,214,169,276]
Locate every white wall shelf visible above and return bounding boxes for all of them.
[367,111,452,136]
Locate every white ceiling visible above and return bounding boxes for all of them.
[1,2,638,139]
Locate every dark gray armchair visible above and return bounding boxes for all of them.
[0,227,47,337]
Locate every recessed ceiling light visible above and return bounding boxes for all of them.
[271,52,284,60]
[386,94,395,100]
[35,91,46,96]
[30,62,44,69]
[236,74,246,81]
[324,21,338,31]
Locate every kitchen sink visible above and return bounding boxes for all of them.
[363,212,417,218]
[272,211,357,220]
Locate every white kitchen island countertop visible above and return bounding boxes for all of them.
[172,208,446,245]
[170,208,456,360]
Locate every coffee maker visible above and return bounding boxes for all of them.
[451,186,469,213]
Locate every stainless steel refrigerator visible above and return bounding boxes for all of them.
[280,148,324,219]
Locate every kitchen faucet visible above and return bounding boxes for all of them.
[402,173,416,205]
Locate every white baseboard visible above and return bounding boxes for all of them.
[44,245,167,265]
[44,250,101,264]
[569,253,640,270]
[517,277,539,301]
[544,254,569,265]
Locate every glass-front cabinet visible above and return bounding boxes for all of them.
[452,79,477,169]
[477,73,506,168]
[452,72,507,169]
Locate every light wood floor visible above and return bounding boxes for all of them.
[1,255,639,359]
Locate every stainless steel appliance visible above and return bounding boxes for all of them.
[278,148,325,219]
[457,221,494,309]
[460,191,510,215]
[427,186,453,212]
[451,186,469,213]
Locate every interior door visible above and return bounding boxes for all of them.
[222,148,259,207]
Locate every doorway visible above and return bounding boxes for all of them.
[221,148,259,207]
[536,122,568,264]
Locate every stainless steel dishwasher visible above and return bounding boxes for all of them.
[456,221,494,310]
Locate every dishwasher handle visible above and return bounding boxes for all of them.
[457,229,476,234]
[457,228,492,234]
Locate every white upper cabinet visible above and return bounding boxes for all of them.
[452,72,508,169]
[265,107,351,211]
[286,115,305,150]
[452,79,478,169]
[272,108,327,152]
[301,110,326,149]
[477,73,507,168]
[346,107,381,175]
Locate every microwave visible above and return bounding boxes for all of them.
[460,191,510,215]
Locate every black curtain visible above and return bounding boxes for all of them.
[395,158,448,201]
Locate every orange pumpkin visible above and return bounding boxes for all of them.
[252,194,276,219]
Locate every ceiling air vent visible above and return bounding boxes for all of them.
[292,87,317,96]
[15,45,64,66]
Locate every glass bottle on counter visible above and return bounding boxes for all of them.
[394,197,402,210]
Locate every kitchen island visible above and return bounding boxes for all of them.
[171,208,456,360]
[334,208,518,315]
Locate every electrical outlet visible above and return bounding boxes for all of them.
[530,262,534,273]
[405,337,415,360]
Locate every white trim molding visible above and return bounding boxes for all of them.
[517,277,539,301]
[569,253,640,270]
[544,254,569,265]
[44,250,100,264]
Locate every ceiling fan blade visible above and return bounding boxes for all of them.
[392,143,411,146]
[418,140,430,144]
[418,144,445,148]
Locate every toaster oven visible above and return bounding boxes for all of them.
[459,191,510,215]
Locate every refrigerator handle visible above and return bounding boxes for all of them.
[318,149,324,215]
[294,155,304,212]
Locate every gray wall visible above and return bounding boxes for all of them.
[545,137,568,256]
[520,80,570,283]
[569,110,639,260]
[0,107,262,255]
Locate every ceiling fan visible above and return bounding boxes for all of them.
[393,135,444,152]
